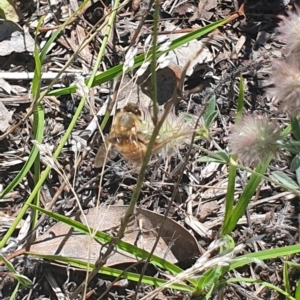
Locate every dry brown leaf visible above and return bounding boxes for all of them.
[136,63,182,105]
[30,206,200,266]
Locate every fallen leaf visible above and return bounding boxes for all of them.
[30,206,200,266]
[136,63,182,105]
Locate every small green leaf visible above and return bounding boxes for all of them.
[206,111,218,128]
[291,117,300,141]
[197,156,224,163]
[0,253,16,272]
[271,171,299,189]
[291,155,300,172]
[197,126,211,140]
[197,151,229,164]
[203,96,217,128]
[195,269,215,292]
[14,274,33,286]
[213,151,230,163]
[0,254,32,286]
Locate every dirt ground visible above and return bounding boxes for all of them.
[1,0,300,299]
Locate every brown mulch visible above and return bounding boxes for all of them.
[1,0,300,299]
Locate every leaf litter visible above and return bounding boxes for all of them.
[0,0,299,299]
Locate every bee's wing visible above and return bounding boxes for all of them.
[94,139,115,168]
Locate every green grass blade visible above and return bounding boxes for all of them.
[223,278,296,300]
[0,148,38,199]
[195,268,216,293]
[221,75,245,235]
[28,254,193,292]
[236,75,244,123]
[0,40,45,225]
[9,282,20,300]
[295,279,300,300]
[32,103,44,229]
[222,157,271,235]
[31,30,42,100]
[38,0,91,62]
[48,18,231,97]
[28,204,198,285]
[283,261,291,298]
[221,161,237,234]
[0,97,87,249]
[0,106,44,201]
[228,245,300,271]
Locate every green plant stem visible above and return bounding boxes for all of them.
[0,0,117,250]
[194,145,300,195]
[150,0,159,125]
[236,75,244,123]
[73,48,182,300]
[230,158,300,195]
[0,96,88,248]
[223,161,236,230]
[32,103,44,231]
[69,1,121,297]
[223,278,296,300]
[31,27,44,232]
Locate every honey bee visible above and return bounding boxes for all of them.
[95,102,195,168]
[94,103,148,168]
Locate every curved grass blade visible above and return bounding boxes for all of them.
[27,254,193,292]
[222,278,296,300]
[48,18,232,97]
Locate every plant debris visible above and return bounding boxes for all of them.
[1,0,300,299]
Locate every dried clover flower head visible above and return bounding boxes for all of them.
[229,116,282,165]
[277,7,300,54]
[141,109,198,159]
[268,55,300,117]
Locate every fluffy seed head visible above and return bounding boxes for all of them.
[268,55,300,117]
[277,7,300,54]
[142,109,197,159]
[229,116,282,165]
